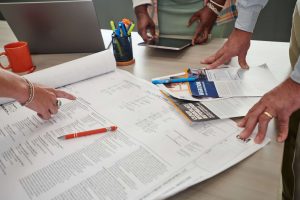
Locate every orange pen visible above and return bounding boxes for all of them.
[122,18,132,26]
[58,126,118,140]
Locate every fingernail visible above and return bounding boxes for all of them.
[277,136,284,143]
[201,59,208,64]
[242,64,249,69]
[254,137,260,144]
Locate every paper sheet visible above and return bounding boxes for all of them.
[189,64,279,98]
[162,92,260,123]
[147,133,269,199]
[153,65,278,119]
[0,49,116,105]
[154,64,277,100]
[201,97,260,119]
[205,64,275,82]
[155,80,260,120]
[0,53,270,200]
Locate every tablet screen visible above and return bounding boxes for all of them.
[138,37,192,50]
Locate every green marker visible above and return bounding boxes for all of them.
[113,37,123,56]
[127,23,135,35]
[110,20,116,31]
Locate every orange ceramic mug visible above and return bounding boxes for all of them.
[0,41,35,74]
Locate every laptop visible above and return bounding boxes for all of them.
[0,0,105,54]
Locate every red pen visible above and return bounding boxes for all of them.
[58,125,118,140]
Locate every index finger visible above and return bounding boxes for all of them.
[192,24,204,45]
[139,28,149,42]
[188,13,199,27]
[195,29,209,45]
[206,54,228,69]
[239,104,266,139]
[206,49,236,69]
[54,90,76,100]
[149,25,156,39]
[201,46,225,65]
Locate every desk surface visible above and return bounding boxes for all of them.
[0,21,291,200]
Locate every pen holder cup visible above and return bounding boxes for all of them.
[112,34,135,66]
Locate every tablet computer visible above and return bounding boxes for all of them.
[0,0,105,54]
[138,37,192,50]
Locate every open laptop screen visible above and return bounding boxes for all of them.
[0,0,105,54]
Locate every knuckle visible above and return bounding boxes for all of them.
[248,106,258,114]
[50,94,57,101]
[243,126,253,134]
[258,115,267,123]
[247,113,257,121]
[44,112,51,120]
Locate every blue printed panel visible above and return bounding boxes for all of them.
[189,81,219,98]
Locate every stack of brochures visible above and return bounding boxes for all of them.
[152,64,279,124]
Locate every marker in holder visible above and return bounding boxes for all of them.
[112,34,135,66]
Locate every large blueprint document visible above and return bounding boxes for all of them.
[0,52,269,200]
[0,50,116,105]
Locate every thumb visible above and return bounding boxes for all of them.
[238,50,249,69]
[139,28,149,42]
[188,14,199,27]
[277,116,289,143]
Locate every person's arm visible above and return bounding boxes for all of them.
[0,70,76,120]
[238,57,300,144]
[132,0,156,41]
[132,0,151,8]
[291,58,300,84]
[202,0,268,69]
[188,0,226,45]
[235,0,268,33]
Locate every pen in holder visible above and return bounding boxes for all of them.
[112,34,135,66]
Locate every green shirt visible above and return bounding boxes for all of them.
[158,0,234,38]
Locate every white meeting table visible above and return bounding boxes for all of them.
[0,20,291,200]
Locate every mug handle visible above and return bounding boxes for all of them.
[0,52,11,70]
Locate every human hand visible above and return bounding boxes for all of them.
[188,6,218,45]
[238,78,300,144]
[201,28,252,69]
[134,4,156,42]
[21,84,76,120]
